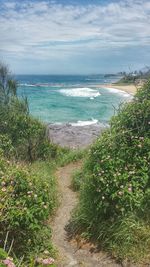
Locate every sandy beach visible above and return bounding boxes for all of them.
[100,83,137,95]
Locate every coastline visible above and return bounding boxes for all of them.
[99,83,137,95]
[47,82,138,149]
[48,123,108,149]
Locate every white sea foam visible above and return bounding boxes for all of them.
[104,87,132,98]
[20,83,53,87]
[59,87,101,98]
[71,119,98,126]
[20,83,37,87]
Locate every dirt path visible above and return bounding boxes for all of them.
[51,162,122,267]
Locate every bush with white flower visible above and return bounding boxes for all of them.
[72,81,150,262]
[0,151,57,259]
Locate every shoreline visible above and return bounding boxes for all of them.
[48,123,108,149]
[99,83,137,95]
[47,82,137,149]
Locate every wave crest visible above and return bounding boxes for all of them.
[71,119,98,126]
[104,87,132,98]
[59,87,101,98]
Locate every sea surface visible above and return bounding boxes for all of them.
[16,74,132,126]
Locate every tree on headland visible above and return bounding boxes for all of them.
[0,62,17,104]
[0,62,56,161]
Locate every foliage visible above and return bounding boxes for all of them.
[0,153,57,259]
[0,97,58,161]
[0,62,17,104]
[71,169,84,191]
[0,63,59,162]
[57,147,85,167]
[72,81,150,262]
[0,134,15,159]
[0,246,56,266]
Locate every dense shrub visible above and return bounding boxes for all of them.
[0,63,60,265]
[72,82,150,262]
[0,63,59,162]
[0,151,57,258]
[0,98,58,161]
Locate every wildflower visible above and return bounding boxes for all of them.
[34,194,37,198]
[44,250,50,255]
[120,185,124,189]
[102,196,105,200]
[118,191,123,196]
[1,181,6,186]
[1,187,6,192]
[129,171,135,174]
[44,205,48,209]
[36,257,43,264]
[42,258,55,265]
[36,257,54,265]
[96,189,101,192]
[3,258,16,267]
[137,144,142,148]
[128,187,132,192]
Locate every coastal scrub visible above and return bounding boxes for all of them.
[72,81,150,263]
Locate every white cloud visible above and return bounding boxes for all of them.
[0,0,150,60]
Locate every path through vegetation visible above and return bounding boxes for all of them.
[51,162,122,267]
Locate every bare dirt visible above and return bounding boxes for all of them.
[51,162,124,267]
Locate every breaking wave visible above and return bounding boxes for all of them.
[59,87,101,98]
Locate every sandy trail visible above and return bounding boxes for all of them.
[51,162,122,267]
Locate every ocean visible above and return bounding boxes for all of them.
[16,74,132,126]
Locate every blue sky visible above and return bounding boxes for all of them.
[0,0,150,74]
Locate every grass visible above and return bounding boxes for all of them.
[97,215,150,263]
[29,160,58,213]
[71,169,84,191]
[57,148,86,167]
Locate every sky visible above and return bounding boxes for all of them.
[0,0,150,74]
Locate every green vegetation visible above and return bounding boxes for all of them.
[71,81,150,263]
[0,63,60,266]
[0,153,57,259]
[71,169,84,191]
[0,63,57,162]
[57,148,84,167]
[0,63,86,266]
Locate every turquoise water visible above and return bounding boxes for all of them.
[17,74,131,125]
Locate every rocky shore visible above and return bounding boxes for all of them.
[47,123,108,149]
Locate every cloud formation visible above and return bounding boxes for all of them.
[0,0,150,73]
